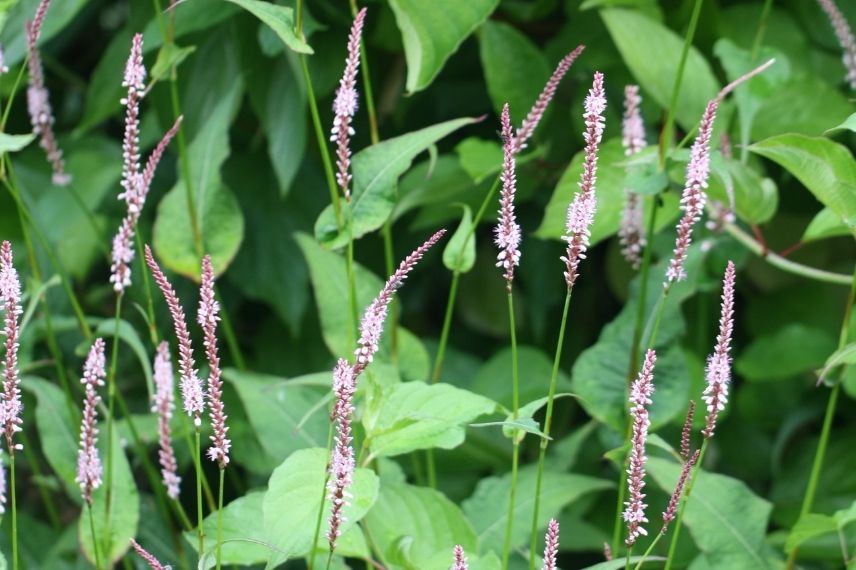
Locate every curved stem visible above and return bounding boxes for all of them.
[528,290,572,570]
[633,533,664,570]
[501,292,521,570]
[216,468,225,570]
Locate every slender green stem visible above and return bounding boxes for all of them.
[0,61,28,133]
[750,0,775,62]
[87,502,102,570]
[103,295,124,560]
[134,232,159,346]
[345,216,358,350]
[626,545,633,570]
[786,265,856,568]
[529,290,572,570]
[10,451,17,570]
[308,425,334,570]
[19,431,61,529]
[664,442,708,570]
[627,198,660,384]
[216,468,225,570]
[195,428,205,556]
[658,0,704,166]
[214,286,246,370]
[634,533,664,570]
[501,292,521,570]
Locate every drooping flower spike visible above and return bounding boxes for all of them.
[152,342,181,499]
[25,0,70,186]
[665,60,774,286]
[451,545,469,570]
[618,85,647,269]
[327,360,356,550]
[495,104,522,290]
[130,539,168,570]
[199,256,230,468]
[561,72,606,289]
[76,338,106,505]
[702,261,736,438]
[0,241,23,452]
[542,519,560,570]
[662,449,700,532]
[110,34,183,293]
[331,7,367,200]
[354,229,446,373]
[144,245,205,425]
[512,45,586,153]
[817,0,856,89]
[623,349,656,546]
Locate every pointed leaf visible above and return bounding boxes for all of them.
[224,0,312,54]
[442,205,476,273]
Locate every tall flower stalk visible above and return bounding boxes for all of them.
[495,104,523,570]
[619,85,647,269]
[1,241,23,569]
[541,519,560,570]
[77,339,106,570]
[152,342,181,500]
[528,72,606,570]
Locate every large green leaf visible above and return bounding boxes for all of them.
[25,377,78,496]
[648,457,777,568]
[462,464,612,554]
[314,117,479,249]
[188,491,270,568]
[295,233,430,381]
[389,0,497,93]
[471,346,572,410]
[79,430,140,566]
[364,483,479,569]
[442,205,476,273]
[262,448,379,567]
[751,76,853,140]
[803,207,854,242]
[152,82,245,279]
[708,153,778,224]
[601,8,719,130]
[478,21,551,122]
[0,0,88,64]
[224,0,312,54]
[0,133,36,154]
[735,323,836,381]
[363,381,497,459]
[750,133,856,227]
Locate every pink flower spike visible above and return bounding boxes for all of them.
[76,338,106,505]
[662,449,700,532]
[702,261,736,438]
[130,539,167,570]
[145,245,205,424]
[0,241,23,452]
[452,545,469,570]
[542,519,560,570]
[512,45,585,153]
[561,72,606,289]
[495,104,522,290]
[817,0,856,89]
[199,256,230,468]
[152,342,181,499]
[25,0,69,186]
[623,349,656,546]
[331,7,367,200]
[327,361,356,551]
[355,229,446,373]
[619,85,647,270]
[680,400,695,461]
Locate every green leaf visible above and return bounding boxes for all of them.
[262,448,379,567]
[601,8,719,130]
[751,76,853,140]
[364,483,478,569]
[24,377,78,496]
[363,381,496,459]
[818,342,856,385]
[149,43,196,84]
[648,457,776,568]
[456,137,503,184]
[0,0,88,65]
[708,153,778,224]
[803,207,854,242]
[389,0,498,93]
[478,21,551,122]
[152,82,245,279]
[784,514,838,554]
[470,417,548,441]
[472,346,572,410]
[826,112,856,135]
[223,0,312,54]
[442,205,476,273]
[735,323,837,381]
[295,233,430,381]
[314,117,479,249]
[94,319,153,399]
[750,133,856,226]
[79,429,140,565]
[188,491,271,568]
[223,368,329,465]
[580,558,666,570]
[462,464,612,554]
[0,132,35,154]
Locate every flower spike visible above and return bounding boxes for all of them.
[130,539,168,570]
[451,545,469,570]
[327,359,356,550]
[702,261,736,438]
[0,242,23,452]
[619,85,647,269]
[495,104,522,290]
[817,0,856,89]
[662,449,700,532]
[542,519,560,570]
[199,256,230,468]
[76,339,106,505]
[623,349,656,546]
[152,342,181,499]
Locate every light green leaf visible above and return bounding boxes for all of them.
[364,484,478,569]
[363,381,497,459]
[709,153,778,224]
[456,137,503,184]
[94,319,153,399]
[784,514,838,554]
[750,133,856,226]
[187,491,271,568]
[0,132,36,154]
[462,464,612,554]
[472,346,572,410]
[24,377,78,496]
[149,43,196,84]
[826,112,856,135]
[601,8,719,130]
[442,205,476,273]
[818,342,856,385]
[389,0,498,93]
[262,448,379,568]
[803,207,853,242]
[315,117,479,249]
[478,21,551,122]
[648,457,775,568]
[152,83,245,279]
[735,323,836,381]
[751,77,853,140]
[0,0,88,65]
[223,0,312,54]
[580,558,666,570]
[79,430,140,565]
[470,417,548,441]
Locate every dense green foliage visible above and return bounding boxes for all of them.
[0,0,854,569]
